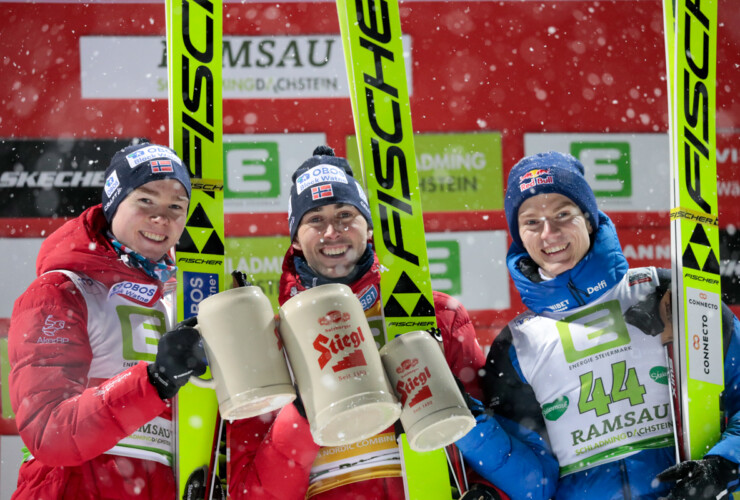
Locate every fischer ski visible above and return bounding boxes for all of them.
[335,0,455,498]
[662,0,723,462]
[165,0,225,498]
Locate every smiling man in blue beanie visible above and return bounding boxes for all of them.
[454,151,740,500]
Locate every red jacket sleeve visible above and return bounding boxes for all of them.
[8,273,167,466]
[433,291,486,400]
[227,403,320,500]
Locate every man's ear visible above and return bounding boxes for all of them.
[586,219,594,234]
[367,228,373,241]
[291,239,302,251]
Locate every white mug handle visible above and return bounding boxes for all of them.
[188,324,216,389]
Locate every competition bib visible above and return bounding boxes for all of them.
[511,269,674,476]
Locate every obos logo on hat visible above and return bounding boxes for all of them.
[288,146,373,241]
[295,165,348,194]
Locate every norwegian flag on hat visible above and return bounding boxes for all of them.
[311,184,334,200]
[150,160,174,173]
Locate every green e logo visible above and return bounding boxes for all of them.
[571,141,632,198]
[118,305,166,362]
[224,141,280,198]
[427,240,462,296]
[557,301,631,363]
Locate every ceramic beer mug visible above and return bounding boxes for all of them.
[189,285,296,420]
[380,330,475,452]
[278,283,401,446]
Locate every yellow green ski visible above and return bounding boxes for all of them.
[662,0,723,462]
[335,1,452,498]
[165,0,224,497]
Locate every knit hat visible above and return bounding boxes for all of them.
[288,145,372,241]
[102,143,192,223]
[504,151,598,249]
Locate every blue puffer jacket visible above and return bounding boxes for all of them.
[456,212,740,500]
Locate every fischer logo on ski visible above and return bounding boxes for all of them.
[663,0,723,461]
[166,0,224,497]
[336,0,436,343]
[336,0,457,498]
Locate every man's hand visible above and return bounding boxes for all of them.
[624,286,671,338]
[148,320,208,400]
[657,455,738,499]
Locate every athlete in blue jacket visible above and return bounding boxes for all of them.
[455,151,740,500]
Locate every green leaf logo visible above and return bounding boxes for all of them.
[542,396,569,421]
[649,366,669,385]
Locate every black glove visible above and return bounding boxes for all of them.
[460,483,506,500]
[657,455,739,499]
[624,287,669,337]
[183,465,226,500]
[148,319,208,400]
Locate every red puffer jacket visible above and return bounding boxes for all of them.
[227,247,488,500]
[8,205,173,499]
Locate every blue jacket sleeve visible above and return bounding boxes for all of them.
[708,309,740,464]
[460,325,559,500]
[457,412,558,500]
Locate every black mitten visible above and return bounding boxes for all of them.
[657,455,739,499]
[624,287,669,336]
[148,320,208,400]
[460,483,506,500]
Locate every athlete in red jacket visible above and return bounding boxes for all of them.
[227,146,493,499]
[8,143,207,499]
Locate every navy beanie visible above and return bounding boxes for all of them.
[102,143,192,223]
[504,151,598,249]
[288,146,372,241]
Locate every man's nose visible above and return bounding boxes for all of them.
[150,211,170,224]
[323,221,340,237]
[540,219,558,238]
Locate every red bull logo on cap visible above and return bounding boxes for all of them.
[519,168,553,192]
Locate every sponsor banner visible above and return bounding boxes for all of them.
[223,133,325,214]
[0,139,131,218]
[224,236,291,310]
[717,133,740,223]
[224,231,510,313]
[0,239,43,317]
[524,133,671,212]
[347,132,504,212]
[617,227,672,270]
[426,231,510,311]
[80,35,412,100]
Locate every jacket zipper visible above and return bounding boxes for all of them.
[566,279,590,306]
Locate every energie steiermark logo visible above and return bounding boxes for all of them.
[571,141,632,198]
[224,141,280,198]
[557,301,630,363]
